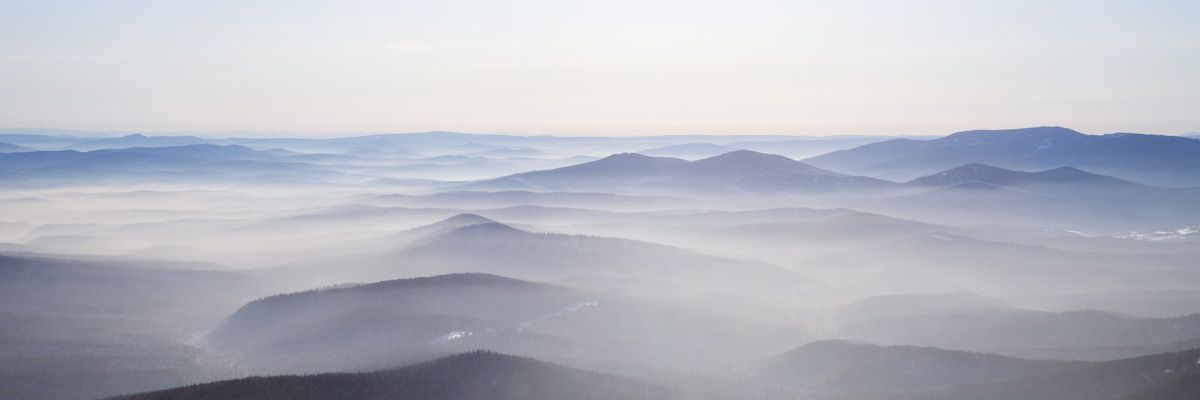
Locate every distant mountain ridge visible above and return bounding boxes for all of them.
[70,133,209,151]
[806,126,1200,187]
[469,150,892,194]
[0,144,346,185]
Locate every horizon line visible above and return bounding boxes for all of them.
[3,125,1197,140]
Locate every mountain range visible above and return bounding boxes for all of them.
[805,126,1200,187]
[468,150,893,195]
[0,144,347,186]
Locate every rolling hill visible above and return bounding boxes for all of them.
[323,214,820,295]
[208,272,800,375]
[754,340,1081,392]
[838,309,1200,359]
[751,341,1200,400]
[69,134,209,151]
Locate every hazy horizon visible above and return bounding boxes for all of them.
[2,125,1197,139]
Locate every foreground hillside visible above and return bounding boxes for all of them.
[112,351,672,400]
[112,345,1200,400]
[754,340,1082,392]
[0,254,272,400]
[750,341,1200,400]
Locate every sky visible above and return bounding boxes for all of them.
[1,0,1198,137]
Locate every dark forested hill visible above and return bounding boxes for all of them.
[112,351,672,400]
[934,348,1200,400]
[0,253,271,400]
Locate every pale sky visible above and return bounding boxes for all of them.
[1,0,1198,136]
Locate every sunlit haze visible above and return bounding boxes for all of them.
[2,0,1198,136]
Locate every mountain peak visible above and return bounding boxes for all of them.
[436,213,496,227]
[605,152,651,159]
[402,213,502,237]
[691,150,838,176]
[447,221,524,237]
[1038,166,1088,177]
